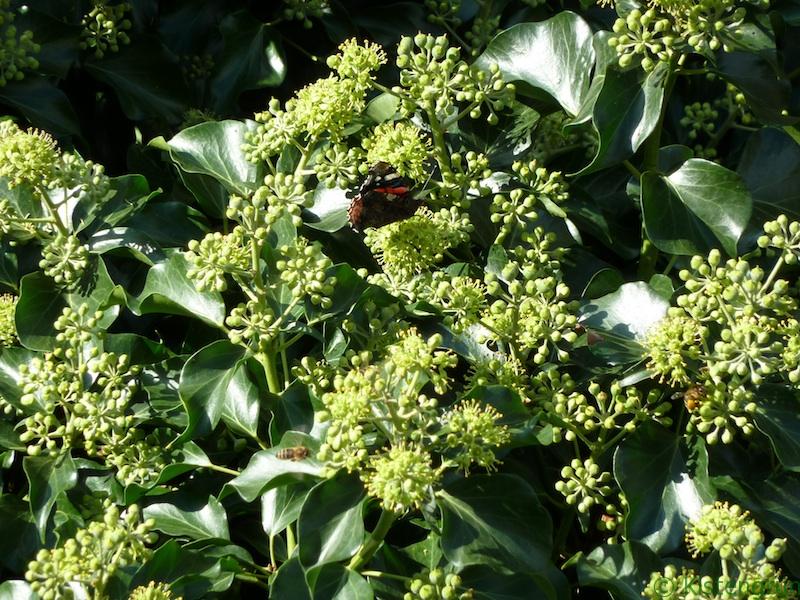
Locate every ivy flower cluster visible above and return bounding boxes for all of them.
[11,306,173,486]
[317,329,510,513]
[0,121,111,289]
[608,0,769,71]
[281,0,330,28]
[405,569,474,600]
[0,0,40,86]
[643,502,795,599]
[26,503,156,600]
[128,582,181,600]
[643,216,800,444]
[80,1,133,59]
[0,292,16,347]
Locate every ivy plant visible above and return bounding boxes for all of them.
[2,0,800,599]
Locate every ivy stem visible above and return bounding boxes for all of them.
[235,573,270,590]
[361,570,410,582]
[256,350,283,395]
[286,524,297,556]
[760,254,785,295]
[348,509,398,571]
[205,463,241,477]
[269,534,277,570]
[427,113,452,178]
[35,184,68,236]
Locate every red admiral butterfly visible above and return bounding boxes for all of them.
[347,162,422,232]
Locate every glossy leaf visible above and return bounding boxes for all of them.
[23,454,78,541]
[305,184,351,232]
[614,424,715,554]
[84,39,189,123]
[0,77,80,137]
[306,563,373,600]
[752,385,800,471]
[133,252,225,327]
[459,565,568,600]
[14,272,64,351]
[0,347,36,412]
[228,433,323,502]
[297,473,365,568]
[578,281,669,364]
[575,542,663,600]
[0,581,35,600]
[271,557,312,600]
[209,11,286,112]
[737,128,800,247]
[178,341,257,440]
[438,474,553,576]
[642,160,752,256]
[144,494,230,541]
[477,12,595,115]
[579,65,665,175]
[165,120,262,196]
[88,227,165,265]
[261,481,316,537]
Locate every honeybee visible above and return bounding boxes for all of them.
[276,446,310,461]
[672,385,707,412]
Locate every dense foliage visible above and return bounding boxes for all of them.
[2,0,800,599]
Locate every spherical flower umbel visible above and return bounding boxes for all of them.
[327,38,387,88]
[441,400,510,473]
[362,121,430,182]
[555,457,613,513]
[405,569,474,600]
[79,0,132,59]
[0,0,40,87]
[129,581,181,600]
[364,444,440,513]
[0,121,58,188]
[39,234,91,290]
[0,293,17,347]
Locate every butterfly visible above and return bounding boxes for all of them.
[347,162,422,232]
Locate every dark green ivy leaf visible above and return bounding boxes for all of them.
[476,12,595,116]
[614,424,715,554]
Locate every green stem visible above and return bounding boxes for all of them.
[257,350,283,395]
[269,534,277,570]
[662,254,678,275]
[427,113,452,178]
[622,160,643,179]
[760,255,785,295]
[205,462,241,477]
[35,185,68,236]
[637,238,659,280]
[235,573,270,590]
[286,524,297,557]
[348,510,398,571]
[361,571,410,582]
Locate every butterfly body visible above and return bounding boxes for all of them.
[347,162,421,231]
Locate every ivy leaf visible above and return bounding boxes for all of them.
[144,495,230,541]
[578,281,669,364]
[578,65,666,175]
[297,473,365,569]
[0,77,80,137]
[132,252,225,327]
[209,10,286,113]
[178,341,257,440]
[226,433,323,502]
[0,581,36,600]
[753,384,800,471]
[714,473,800,576]
[476,12,595,116]
[305,184,351,233]
[614,424,715,554]
[737,128,800,247]
[262,481,316,537]
[642,160,752,256]
[458,565,568,600]
[271,557,312,600]
[306,564,373,600]
[23,454,78,541]
[574,542,663,600]
[84,38,189,123]
[0,347,37,413]
[438,474,554,578]
[164,120,263,196]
